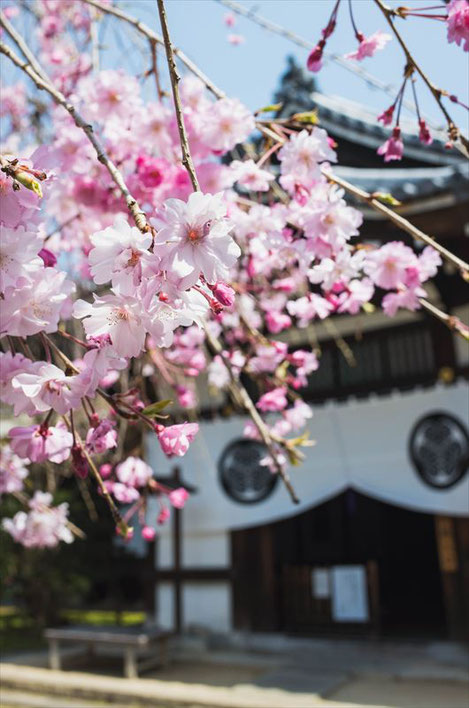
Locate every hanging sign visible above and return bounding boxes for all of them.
[331,565,369,622]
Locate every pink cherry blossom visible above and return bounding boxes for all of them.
[0,224,42,292]
[88,214,154,295]
[112,482,140,504]
[279,129,337,186]
[74,293,146,358]
[199,98,255,152]
[364,242,418,290]
[447,0,469,51]
[257,387,288,412]
[12,363,85,415]
[227,34,246,45]
[168,487,190,508]
[116,456,153,487]
[377,126,404,162]
[2,491,73,548]
[224,12,236,27]
[9,424,73,463]
[287,294,334,326]
[157,506,170,525]
[0,352,43,415]
[377,105,395,126]
[230,159,275,192]
[85,419,117,454]
[337,278,375,314]
[307,42,325,72]
[153,191,240,288]
[141,525,156,541]
[345,31,392,61]
[418,119,433,146]
[157,422,199,457]
[1,267,74,337]
[0,445,28,496]
[284,400,313,430]
[265,311,292,334]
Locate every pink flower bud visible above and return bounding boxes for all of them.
[99,463,113,479]
[38,248,57,267]
[157,506,170,525]
[141,526,156,541]
[168,487,190,509]
[211,281,235,307]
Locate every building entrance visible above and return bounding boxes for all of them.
[231,491,449,638]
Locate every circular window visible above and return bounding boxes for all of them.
[409,412,469,489]
[218,439,278,504]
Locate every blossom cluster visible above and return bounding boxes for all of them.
[0,0,448,549]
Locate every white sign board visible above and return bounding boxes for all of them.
[312,568,330,599]
[331,565,369,622]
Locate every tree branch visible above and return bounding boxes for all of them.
[373,0,469,155]
[323,169,469,278]
[156,0,200,192]
[82,0,226,99]
[204,325,300,504]
[419,298,469,340]
[0,40,149,232]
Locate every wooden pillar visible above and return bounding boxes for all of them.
[173,466,182,634]
[434,515,463,639]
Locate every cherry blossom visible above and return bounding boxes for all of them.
[345,31,392,61]
[74,293,147,358]
[447,0,469,51]
[88,214,154,294]
[9,423,73,464]
[2,491,73,548]
[157,422,199,457]
[257,387,289,412]
[377,127,404,162]
[12,363,85,415]
[152,191,240,288]
[0,446,28,496]
[116,456,153,487]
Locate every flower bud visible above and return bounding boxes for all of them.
[71,444,89,479]
[211,282,235,307]
[38,248,57,267]
[141,525,156,541]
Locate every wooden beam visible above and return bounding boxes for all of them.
[154,568,232,582]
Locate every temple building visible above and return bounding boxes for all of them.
[147,70,469,642]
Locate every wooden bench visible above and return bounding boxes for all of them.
[44,625,171,678]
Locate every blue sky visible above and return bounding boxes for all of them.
[117,0,468,131]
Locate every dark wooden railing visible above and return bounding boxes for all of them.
[304,320,460,403]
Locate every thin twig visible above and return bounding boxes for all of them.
[0,40,149,232]
[419,298,469,340]
[204,325,300,504]
[82,0,226,99]
[149,39,165,101]
[215,0,446,135]
[323,169,469,277]
[155,0,299,502]
[373,0,468,155]
[157,0,200,192]
[0,9,53,85]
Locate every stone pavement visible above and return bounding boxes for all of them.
[1,637,468,708]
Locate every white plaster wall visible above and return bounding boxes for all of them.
[182,583,231,633]
[147,381,469,539]
[156,582,174,630]
[155,581,231,632]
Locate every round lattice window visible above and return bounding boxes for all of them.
[218,439,278,504]
[409,412,469,489]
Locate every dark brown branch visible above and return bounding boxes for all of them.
[0,41,149,232]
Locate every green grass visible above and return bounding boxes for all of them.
[0,607,147,655]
